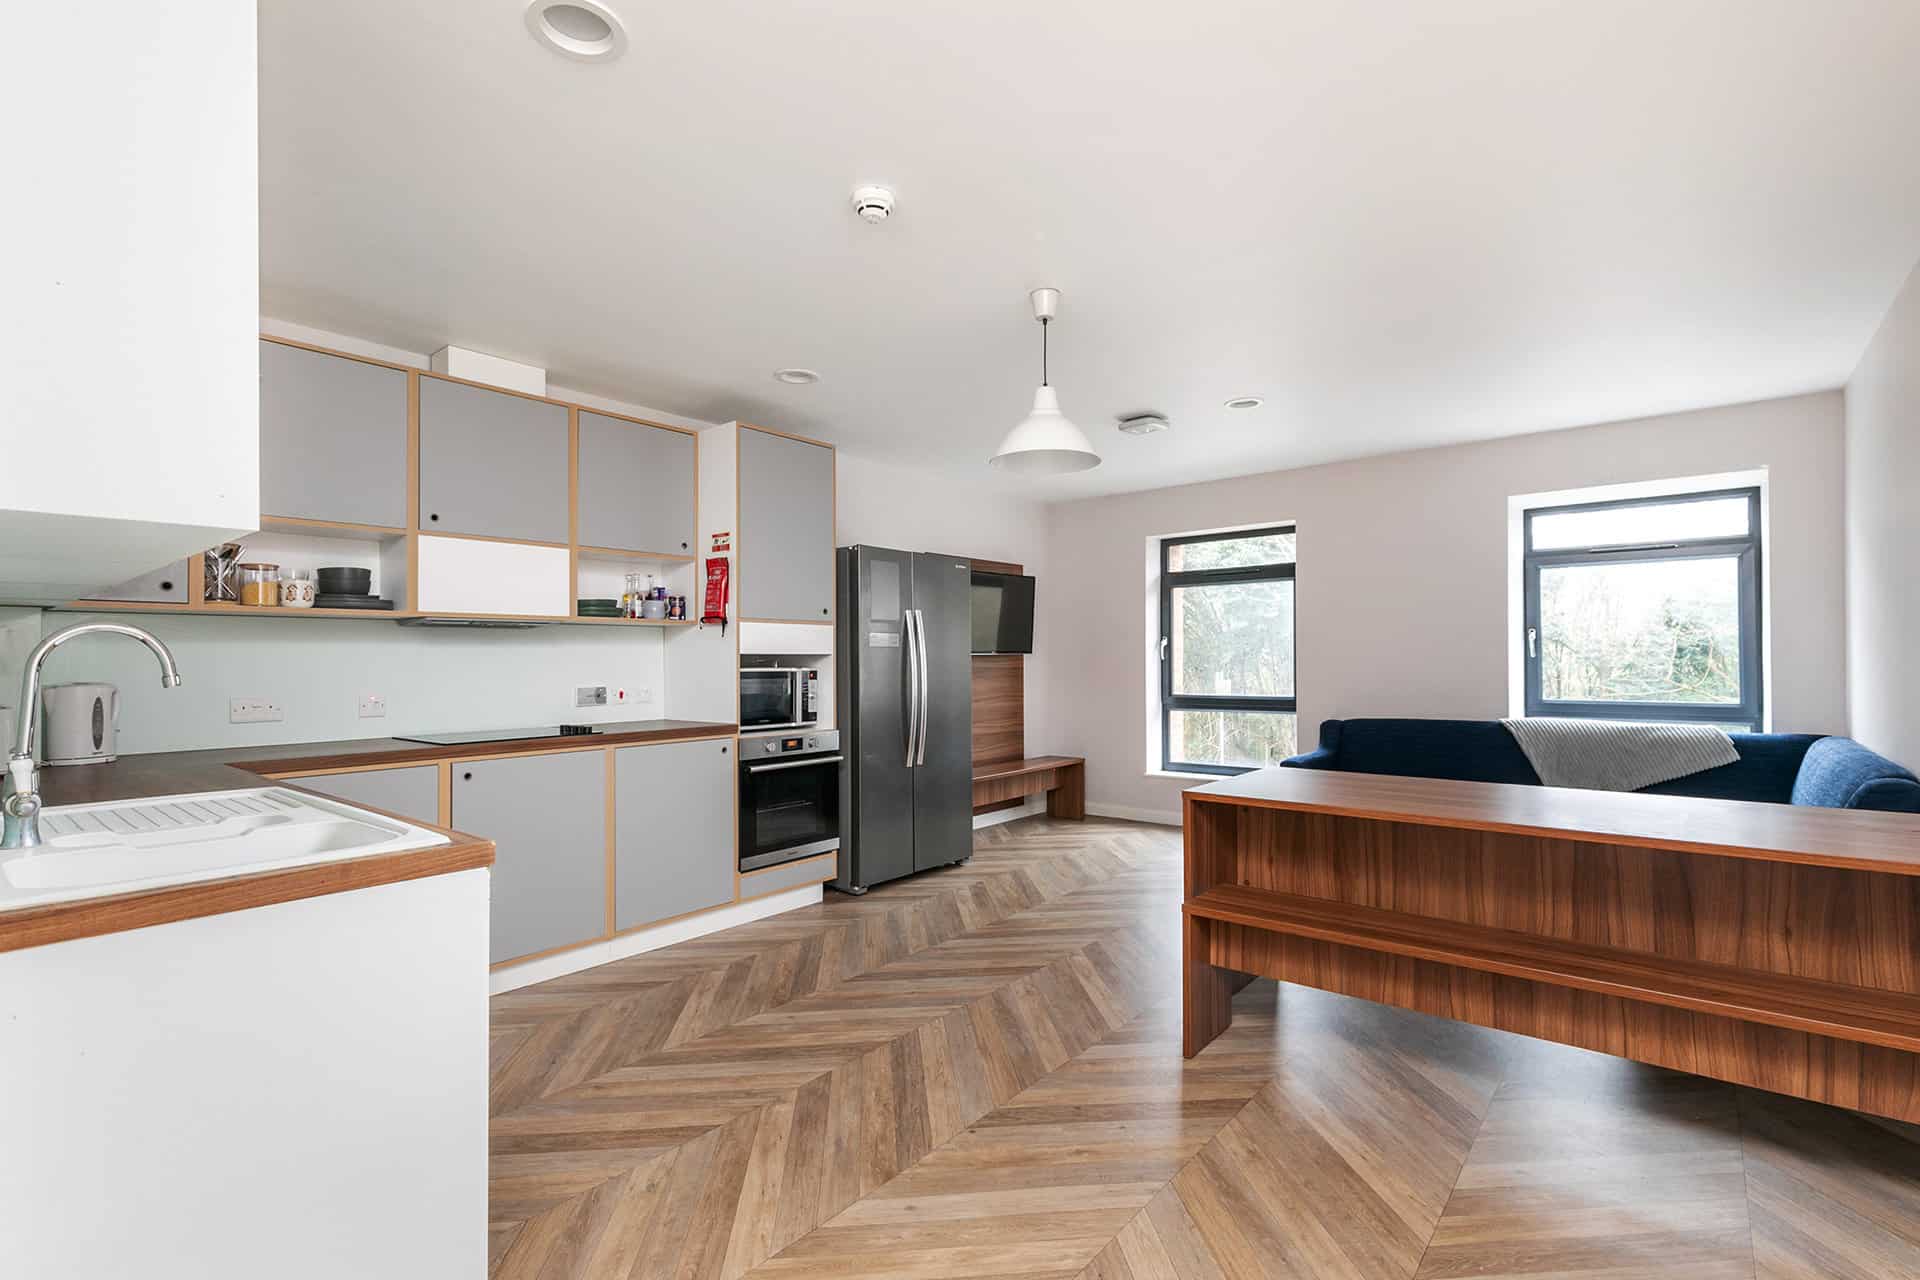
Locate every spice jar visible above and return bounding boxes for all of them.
[280,569,315,609]
[237,563,281,607]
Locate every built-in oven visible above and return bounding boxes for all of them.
[739,730,842,872]
[739,666,820,730]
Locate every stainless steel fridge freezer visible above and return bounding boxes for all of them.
[834,546,974,892]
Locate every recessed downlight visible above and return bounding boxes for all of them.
[774,368,820,385]
[1224,395,1264,410]
[525,0,627,62]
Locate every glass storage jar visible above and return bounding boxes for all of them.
[237,563,281,607]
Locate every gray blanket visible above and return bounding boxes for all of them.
[1500,717,1739,792]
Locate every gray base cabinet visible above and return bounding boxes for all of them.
[454,751,607,963]
[284,764,440,827]
[738,427,835,621]
[614,738,735,932]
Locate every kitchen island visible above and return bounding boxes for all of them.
[1182,766,1920,1122]
[0,752,500,1279]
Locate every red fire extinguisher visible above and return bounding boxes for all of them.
[701,556,731,634]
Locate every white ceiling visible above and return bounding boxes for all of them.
[259,1,1920,500]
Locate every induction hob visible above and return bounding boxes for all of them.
[396,725,602,746]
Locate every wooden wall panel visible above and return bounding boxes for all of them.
[971,655,1024,767]
[970,557,1025,814]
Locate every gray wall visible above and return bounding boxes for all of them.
[1845,260,1920,769]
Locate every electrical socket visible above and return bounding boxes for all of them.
[633,687,654,704]
[229,697,283,725]
[575,684,608,708]
[358,693,387,719]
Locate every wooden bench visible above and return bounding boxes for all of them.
[971,755,1085,819]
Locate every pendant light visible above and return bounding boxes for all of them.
[989,288,1101,474]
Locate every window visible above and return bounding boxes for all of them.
[1522,487,1762,730]
[1159,526,1297,774]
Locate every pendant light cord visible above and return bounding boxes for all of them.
[1040,316,1050,387]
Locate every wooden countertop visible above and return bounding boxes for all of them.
[1,719,736,952]
[1188,766,1920,876]
[35,719,739,805]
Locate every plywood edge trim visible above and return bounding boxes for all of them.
[1184,790,1920,875]
[0,837,495,955]
[736,421,836,452]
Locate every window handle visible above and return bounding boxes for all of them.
[1159,635,1169,662]
[1526,627,1538,659]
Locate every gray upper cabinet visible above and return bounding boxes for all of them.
[738,427,834,621]
[453,751,607,964]
[614,738,734,932]
[419,377,570,544]
[577,412,696,555]
[259,340,410,528]
[284,765,440,827]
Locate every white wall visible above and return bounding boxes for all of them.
[1845,260,1920,768]
[0,0,259,601]
[1040,392,1848,822]
[664,424,739,724]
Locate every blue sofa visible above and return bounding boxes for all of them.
[1282,718,1920,812]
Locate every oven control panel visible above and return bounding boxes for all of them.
[750,729,840,757]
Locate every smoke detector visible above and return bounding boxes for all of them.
[1117,413,1170,436]
[851,185,896,223]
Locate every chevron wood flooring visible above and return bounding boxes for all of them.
[489,816,1920,1279]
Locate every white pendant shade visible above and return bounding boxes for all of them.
[989,386,1101,474]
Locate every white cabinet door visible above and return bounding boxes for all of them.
[1,0,257,602]
[416,536,570,617]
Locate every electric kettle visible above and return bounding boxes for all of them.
[42,682,119,766]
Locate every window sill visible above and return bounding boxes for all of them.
[1145,768,1240,781]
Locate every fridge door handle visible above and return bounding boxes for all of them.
[903,608,921,768]
[914,608,931,767]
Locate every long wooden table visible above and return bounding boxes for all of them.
[1182,767,1920,1121]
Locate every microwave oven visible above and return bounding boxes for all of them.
[739,666,820,730]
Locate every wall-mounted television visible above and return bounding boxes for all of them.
[971,571,1035,654]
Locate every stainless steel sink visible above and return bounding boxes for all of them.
[0,787,450,908]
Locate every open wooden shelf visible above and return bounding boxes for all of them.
[567,615,696,626]
[1186,883,1920,1054]
[576,544,695,564]
[59,600,700,629]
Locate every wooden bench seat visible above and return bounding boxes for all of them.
[971,755,1085,819]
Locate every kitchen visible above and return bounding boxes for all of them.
[0,310,1050,1276]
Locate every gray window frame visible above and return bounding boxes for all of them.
[1159,525,1298,775]
[1522,486,1763,730]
